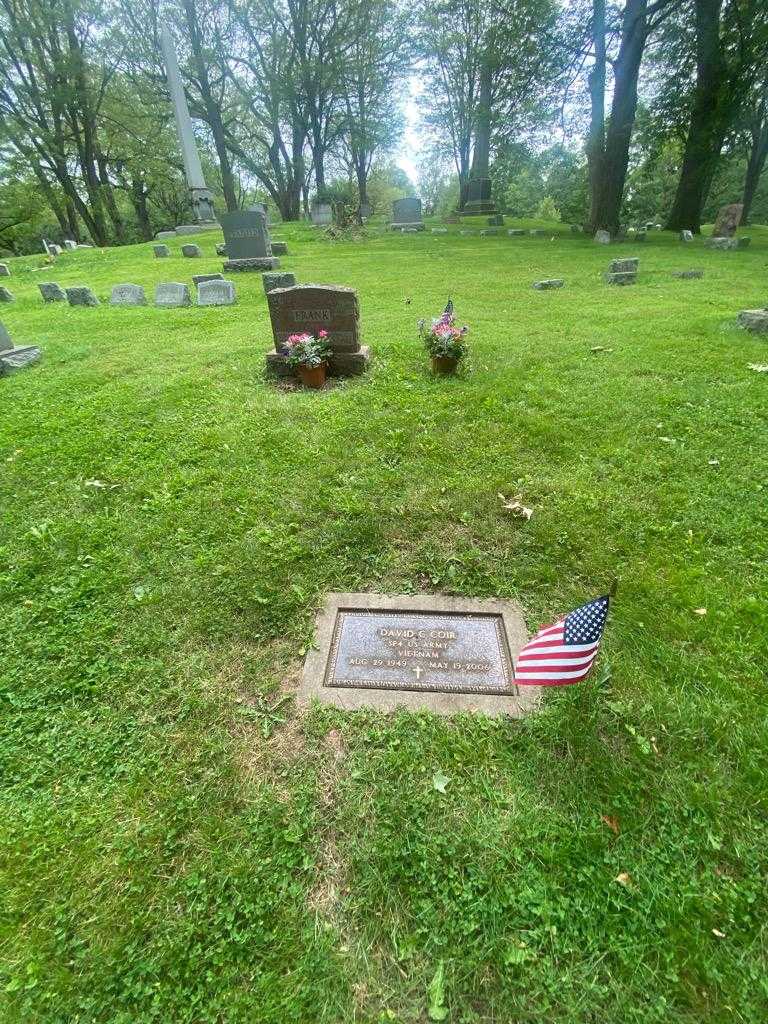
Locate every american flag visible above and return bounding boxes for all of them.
[515,596,609,686]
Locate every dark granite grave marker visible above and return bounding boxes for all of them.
[298,593,538,717]
[391,197,424,231]
[220,209,278,271]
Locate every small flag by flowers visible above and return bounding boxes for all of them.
[515,596,609,686]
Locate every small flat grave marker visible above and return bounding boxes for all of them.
[181,243,200,258]
[533,279,564,290]
[154,245,170,258]
[672,269,704,279]
[299,593,537,717]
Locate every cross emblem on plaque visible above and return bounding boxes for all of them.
[413,665,423,681]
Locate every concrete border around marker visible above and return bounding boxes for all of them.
[298,592,540,717]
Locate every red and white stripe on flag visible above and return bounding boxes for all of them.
[514,596,609,686]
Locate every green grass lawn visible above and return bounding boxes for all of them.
[1,219,767,1023]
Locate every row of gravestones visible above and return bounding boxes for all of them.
[532,259,706,290]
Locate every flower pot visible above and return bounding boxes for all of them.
[432,355,459,376]
[298,363,326,389]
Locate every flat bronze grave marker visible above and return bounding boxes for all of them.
[299,593,539,716]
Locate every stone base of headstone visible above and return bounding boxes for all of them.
[672,270,704,279]
[265,345,371,379]
[271,241,288,255]
[390,222,425,232]
[224,257,279,272]
[533,279,564,290]
[737,309,768,333]
[0,345,42,376]
[174,222,220,235]
[604,271,637,285]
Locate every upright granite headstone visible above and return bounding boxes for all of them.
[154,244,170,258]
[265,283,371,378]
[311,202,333,226]
[110,284,146,306]
[0,287,14,302]
[609,257,639,273]
[271,241,288,255]
[712,203,743,238]
[181,243,201,257]
[66,286,99,307]
[155,282,191,307]
[219,209,278,271]
[391,198,424,231]
[594,230,611,244]
[197,279,236,306]
[263,272,296,294]
[39,282,67,302]
[0,264,10,277]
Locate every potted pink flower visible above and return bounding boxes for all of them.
[282,330,331,388]
[418,301,469,375]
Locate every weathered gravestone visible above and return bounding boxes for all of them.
[49,244,62,257]
[737,309,768,333]
[219,209,278,271]
[391,197,424,231]
[265,283,371,378]
[533,279,565,290]
[0,287,14,302]
[0,321,42,377]
[672,269,704,279]
[311,202,333,226]
[431,228,448,234]
[197,279,236,306]
[609,257,639,273]
[487,214,504,226]
[480,228,499,236]
[271,241,289,255]
[706,237,737,250]
[594,230,611,244]
[604,271,636,285]
[66,286,99,307]
[156,231,177,241]
[39,282,67,302]
[712,203,743,238]
[64,240,77,251]
[181,243,201,258]
[680,230,694,242]
[529,229,545,236]
[297,592,538,717]
[0,264,10,277]
[154,244,170,258]
[262,272,296,294]
[110,283,147,306]
[507,229,525,236]
[155,282,191,308]
[192,273,224,287]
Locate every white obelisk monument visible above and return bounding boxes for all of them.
[159,23,217,230]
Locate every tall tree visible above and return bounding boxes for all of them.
[586,0,675,236]
[665,0,768,232]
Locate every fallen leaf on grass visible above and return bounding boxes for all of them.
[601,815,620,835]
[614,872,633,888]
[708,458,720,466]
[712,928,726,939]
[693,608,707,616]
[747,363,768,372]
[590,345,614,353]
[427,961,448,1021]
[432,770,450,794]
[498,493,533,520]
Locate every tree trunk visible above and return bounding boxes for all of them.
[589,0,649,236]
[665,0,730,232]
[130,177,153,240]
[586,0,606,230]
[741,110,768,224]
